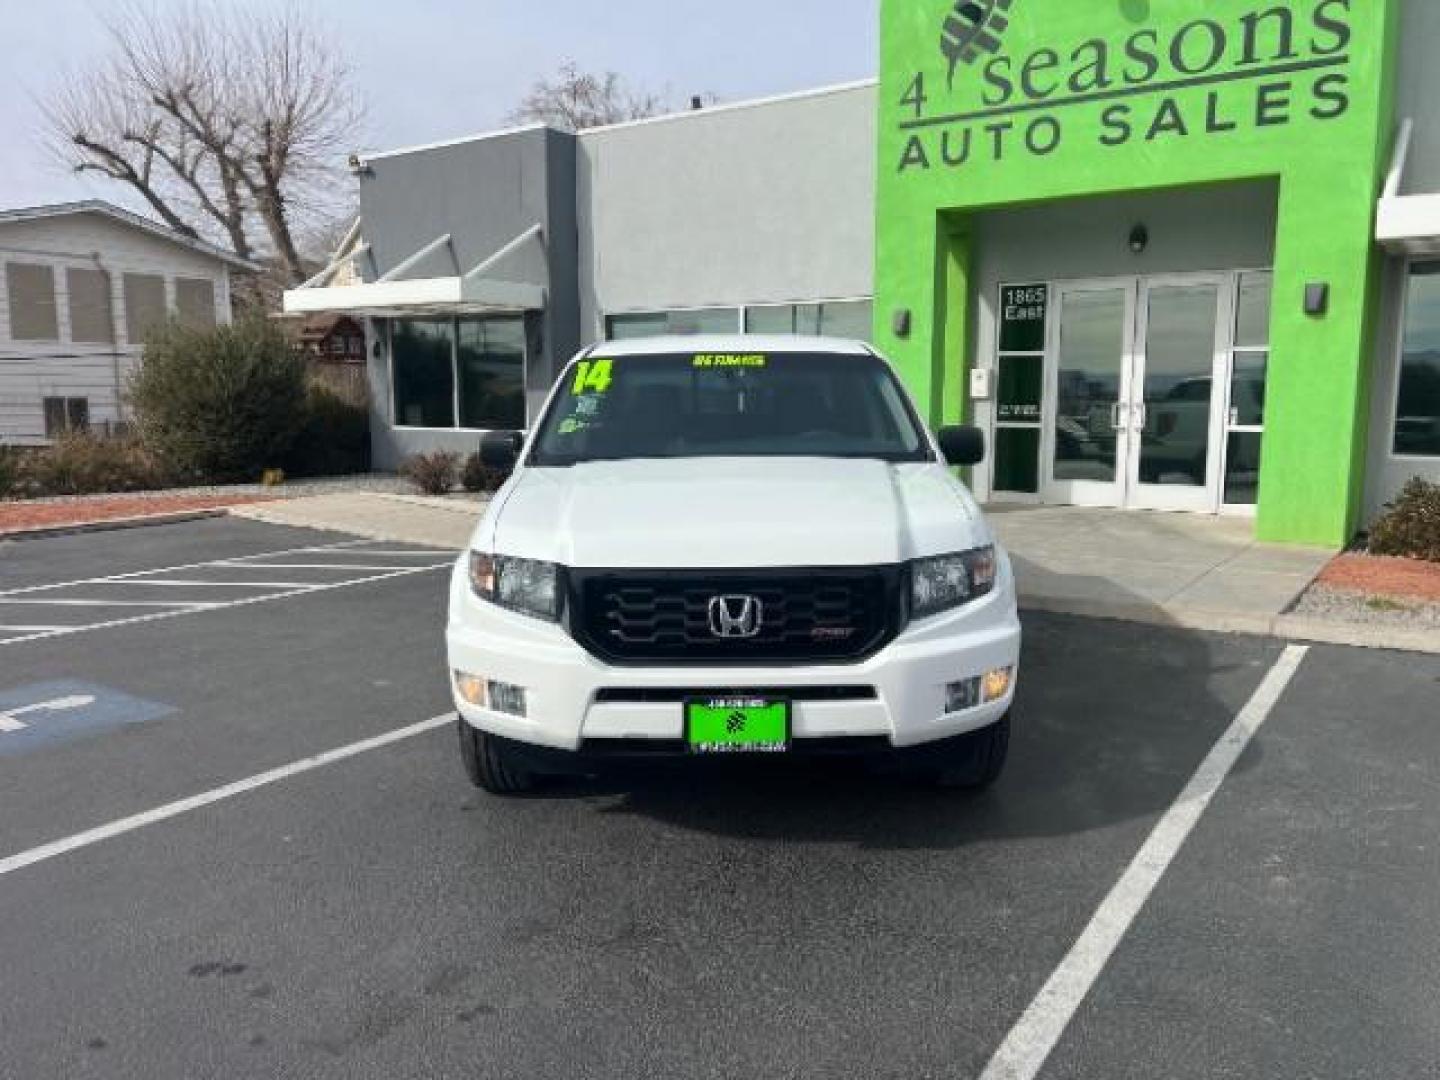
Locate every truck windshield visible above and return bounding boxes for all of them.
[528,351,934,466]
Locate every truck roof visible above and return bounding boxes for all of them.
[587,335,875,359]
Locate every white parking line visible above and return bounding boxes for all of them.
[80,580,325,590]
[211,562,451,572]
[0,598,220,608]
[0,565,446,648]
[0,714,454,879]
[0,540,372,599]
[978,645,1310,1080]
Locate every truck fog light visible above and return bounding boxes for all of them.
[983,667,1015,703]
[945,677,981,714]
[454,671,487,707]
[487,680,528,718]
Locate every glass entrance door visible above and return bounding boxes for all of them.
[1043,282,1135,507]
[1126,277,1227,512]
[1041,274,1229,512]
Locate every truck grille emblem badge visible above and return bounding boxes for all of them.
[709,595,763,639]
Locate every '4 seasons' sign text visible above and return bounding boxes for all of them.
[897,1,1354,173]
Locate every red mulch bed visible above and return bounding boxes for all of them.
[1318,553,1440,603]
[0,494,276,536]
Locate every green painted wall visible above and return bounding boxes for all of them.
[876,0,1401,545]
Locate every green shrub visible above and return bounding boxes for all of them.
[461,452,509,494]
[403,450,460,496]
[129,316,308,483]
[18,434,164,497]
[1369,478,1440,562]
[284,383,371,478]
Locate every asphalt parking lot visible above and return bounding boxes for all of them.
[1,517,1437,1079]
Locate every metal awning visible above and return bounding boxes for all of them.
[1377,120,1440,256]
[283,223,547,316]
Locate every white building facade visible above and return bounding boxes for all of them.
[0,201,251,445]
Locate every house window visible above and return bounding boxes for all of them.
[175,278,216,329]
[6,263,60,341]
[1395,262,1440,458]
[123,273,167,344]
[745,300,874,342]
[607,308,740,340]
[392,315,528,429]
[43,397,90,437]
[67,266,114,343]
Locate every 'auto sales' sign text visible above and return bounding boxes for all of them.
[896,1,1354,173]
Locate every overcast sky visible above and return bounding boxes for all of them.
[0,0,878,212]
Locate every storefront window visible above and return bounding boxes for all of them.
[993,284,1050,494]
[745,300,873,341]
[608,308,739,339]
[1234,272,1273,349]
[458,317,526,429]
[393,316,528,430]
[393,319,456,428]
[1395,262,1440,458]
[1224,272,1273,506]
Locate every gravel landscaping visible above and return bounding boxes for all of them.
[1292,583,1440,633]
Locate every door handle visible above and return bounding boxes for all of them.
[1229,408,1240,427]
[1110,403,1124,431]
[1133,403,1148,432]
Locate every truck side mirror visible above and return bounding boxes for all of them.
[937,426,986,467]
[480,430,524,470]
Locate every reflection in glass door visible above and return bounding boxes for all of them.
[1127,279,1225,513]
[1040,274,1236,512]
[1045,285,1134,507]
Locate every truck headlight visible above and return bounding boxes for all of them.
[469,553,561,622]
[910,546,997,620]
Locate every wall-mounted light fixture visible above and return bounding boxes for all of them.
[892,308,913,338]
[1129,224,1149,255]
[1305,283,1330,316]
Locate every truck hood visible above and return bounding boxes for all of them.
[477,458,988,569]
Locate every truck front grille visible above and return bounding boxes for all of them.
[567,567,903,666]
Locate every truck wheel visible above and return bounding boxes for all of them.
[926,713,1011,790]
[457,718,536,795]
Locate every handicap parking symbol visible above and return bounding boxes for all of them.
[0,680,176,758]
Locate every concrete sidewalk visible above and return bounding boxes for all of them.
[988,505,1333,636]
[231,492,485,550]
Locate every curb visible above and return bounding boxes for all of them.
[1020,597,1440,655]
[0,508,231,543]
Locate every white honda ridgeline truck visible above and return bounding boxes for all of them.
[447,336,1021,795]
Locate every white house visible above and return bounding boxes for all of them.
[0,201,255,445]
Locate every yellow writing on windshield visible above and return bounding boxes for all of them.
[571,359,614,396]
[693,354,767,369]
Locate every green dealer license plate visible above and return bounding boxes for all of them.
[686,697,791,755]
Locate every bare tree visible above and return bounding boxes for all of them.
[509,62,708,132]
[44,1,363,286]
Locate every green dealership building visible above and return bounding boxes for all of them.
[288,0,1440,548]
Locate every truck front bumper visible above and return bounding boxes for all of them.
[445,557,1022,754]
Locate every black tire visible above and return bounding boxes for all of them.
[923,713,1011,790]
[457,718,536,795]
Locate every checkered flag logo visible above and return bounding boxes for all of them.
[941,0,1016,87]
[727,713,747,735]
